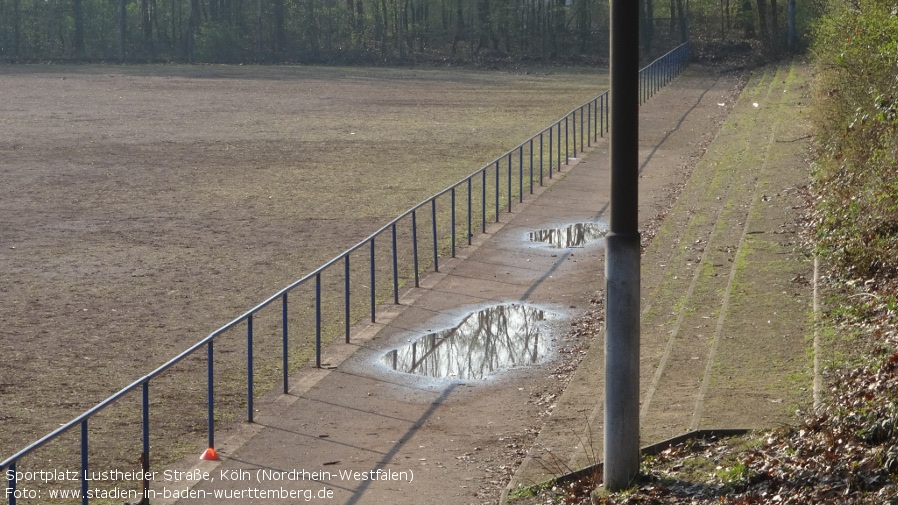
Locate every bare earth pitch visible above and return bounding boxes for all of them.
[0,64,605,485]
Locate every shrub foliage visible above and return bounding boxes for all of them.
[812,0,898,279]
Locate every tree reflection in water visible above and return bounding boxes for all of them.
[381,304,551,380]
[528,222,607,249]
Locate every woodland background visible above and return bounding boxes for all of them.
[0,0,813,63]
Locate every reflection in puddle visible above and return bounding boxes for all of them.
[529,222,607,249]
[381,304,551,380]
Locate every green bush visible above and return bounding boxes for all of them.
[812,0,898,278]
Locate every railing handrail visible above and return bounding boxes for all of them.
[1,42,690,476]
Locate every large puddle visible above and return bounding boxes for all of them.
[529,222,607,249]
[380,304,552,380]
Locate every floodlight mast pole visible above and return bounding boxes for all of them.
[604,0,641,491]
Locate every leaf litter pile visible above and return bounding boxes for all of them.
[529,276,898,505]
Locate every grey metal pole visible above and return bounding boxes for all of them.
[604,0,641,491]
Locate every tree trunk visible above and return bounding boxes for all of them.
[552,0,565,57]
[740,0,754,38]
[576,0,591,53]
[357,0,366,44]
[450,0,464,55]
[755,0,768,46]
[73,0,85,56]
[726,0,731,29]
[273,0,285,53]
[676,0,688,42]
[640,0,654,58]
[475,0,493,52]
[13,0,21,58]
[141,0,154,58]
[307,0,320,57]
[120,0,128,61]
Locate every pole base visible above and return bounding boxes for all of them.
[200,447,220,461]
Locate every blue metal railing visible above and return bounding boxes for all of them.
[1,42,689,505]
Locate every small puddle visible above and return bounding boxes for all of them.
[380,304,551,380]
[529,222,607,249]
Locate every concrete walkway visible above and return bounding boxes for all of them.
[505,59,816,498]
[163,61,814,505]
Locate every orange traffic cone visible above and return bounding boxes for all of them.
[200,447,220,461]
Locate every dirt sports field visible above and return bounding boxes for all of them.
[0,64,608,480]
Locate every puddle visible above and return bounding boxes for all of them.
[380,304,551,380]
[529,222,607,249]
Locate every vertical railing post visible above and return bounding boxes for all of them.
[207,340,215,452]
[595,98,599,140]
[640,71,643,103]
[80,420,88,505]
[411,210,420,287]
[247,314,254,422]
[605,92,611,133]
[467,178,472,245]
[494,161,500,221]
[662,55,666,85]
[315,273,322,366]
[391,223,399,303]
[142,383,150,460]
[344,256,351,342]
[140,383,150,501]
[564,118,569,165]
[661,55,670,86]
[431,199,439,271]
[282,293,289,392]
[507,153,512,213]
[370,239,376,322]
[549,126,554,178]
[664,54,668,85]
[481,170,486,233]
[664,53,673,86]
[450,188,456,257]
[580,105,585,149]
[518,145,524,202]
[573,109,577,158]
[529,138,534,194]
[587,103,592,147]
[8,461,16,505]
[539,132,544,186]
[557,121,562,168]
